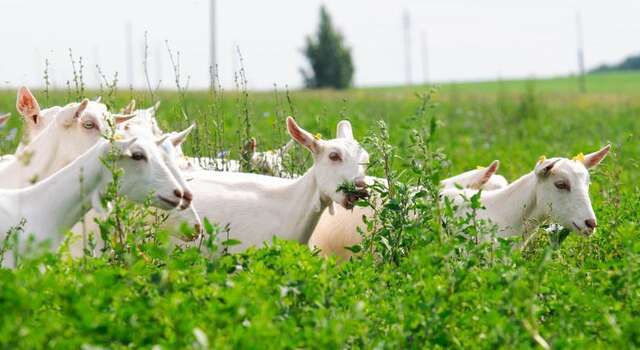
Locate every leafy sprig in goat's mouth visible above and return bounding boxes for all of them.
[337,181,369,209]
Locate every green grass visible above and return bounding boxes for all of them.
[0,71,639,348]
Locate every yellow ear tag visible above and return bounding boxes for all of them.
[113,134,124,141]
[314,133,323,140]
[572,153,585,162]
[476,165,484,170]
[538,155,546,164]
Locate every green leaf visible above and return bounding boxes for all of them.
[203,217,214,235]
[222,239,242,247]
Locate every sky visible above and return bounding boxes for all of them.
[0,0,638,90]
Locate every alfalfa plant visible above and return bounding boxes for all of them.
[0,219,25,266]
[89,124,170,265]
[233,47,254,173]
[67,49,86,100]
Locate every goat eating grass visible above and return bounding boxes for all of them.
[167,117,369,254]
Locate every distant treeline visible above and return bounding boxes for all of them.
[591,53,640,73]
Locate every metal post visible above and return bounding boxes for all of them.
[403,10,412,86]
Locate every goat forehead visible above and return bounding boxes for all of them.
[555,159,589,180]
[79,104,109,123]
[327,139,364,156]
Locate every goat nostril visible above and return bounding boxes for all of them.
[183,191,193,201]
[585,219,597,229]
[174,189,183,199]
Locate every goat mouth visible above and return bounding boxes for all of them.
[572,222,591,237]
[179,201,191,210]
[343,189,369,209]
[157,195,181,209]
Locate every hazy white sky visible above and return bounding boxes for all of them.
[1,0,638,90]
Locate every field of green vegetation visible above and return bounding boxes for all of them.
[0,71,639,349]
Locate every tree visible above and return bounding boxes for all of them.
[301,6,354,89]
[591,53,640,73]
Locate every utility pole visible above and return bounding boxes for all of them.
[125,20,134,88]
[210,0,217,77]
[403,10,412,86]
[421,30,429,85]
[576,11,586,93]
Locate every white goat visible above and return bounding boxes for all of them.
[308,160,506,260]
[14,88,105,149]
[68,123,201,257]
[441,145,610,241]
[167,117,369,253]
[0,99,133,188]
[0,137,187,267]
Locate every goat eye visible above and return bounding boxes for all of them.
[131,152,146,161]
[83,121,95,129]
[329,152,341,162]
[554,181,570,191]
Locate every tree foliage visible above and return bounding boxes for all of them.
[592,53,640,73]
[301,6,354,89]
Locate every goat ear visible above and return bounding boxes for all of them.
[0,113,10,127]
[582,144,610,169]
[243,137,257,154]
[57,99,89,126]
[336,120,354,140]
[535,158,560,177]
[75,99,90,119]
[113,113,137,124]
[155,134,170,146]
[16,87,41,125]
[169,124,196,147]
[121,99,136,115]
[470,160,499,189]
[286,116,319,153]
[113,137,137,153]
